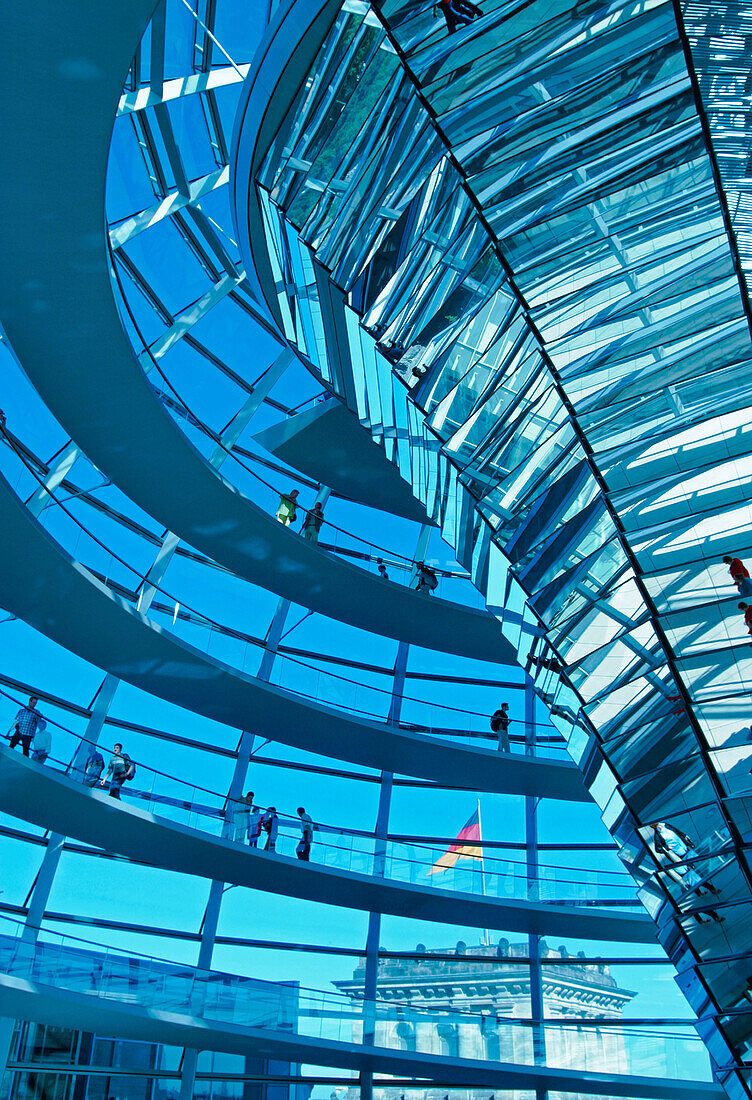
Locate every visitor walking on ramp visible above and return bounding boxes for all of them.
[83,749,104,787]
[724,555,752,596]
[415,562,438,594]
[490,702,510,752]
[261,806,279,851]
[739,601,752,635]
[31,719,51,763]
[302,502,324,543]
[8,696,43,758]
[100,743,135,799]
[233,791,253,843]
[276,489,299,527]
[297,807,314,861]
[248,802,263,847]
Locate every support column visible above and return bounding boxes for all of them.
[408,524,432,587]
[208,349,293,469]
[178,591,293,1100]
[179,469,329,1099]
[137,531,181,611]
[149,1,165,102]
[525,674,547,1100]
[178,721,257,1100]
[361,523,428,1100]
[26,441,80,517]
[28,674,120,921]
[360,646,402,1100]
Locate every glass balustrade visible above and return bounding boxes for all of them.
[0,429,568,755]
[0,738,636,907]
[0,920,711,1082]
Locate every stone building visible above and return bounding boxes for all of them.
[332,939,642,1099]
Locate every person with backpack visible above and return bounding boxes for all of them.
[414,562,438,594]
[490,702,510,752]
[99,743,135,799]
[83,749,105,787]
[296,806,314,861]
[261,806,279,851]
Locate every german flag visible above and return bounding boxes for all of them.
[428,808,482,875]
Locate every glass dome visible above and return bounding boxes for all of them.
[0,2,747,1100]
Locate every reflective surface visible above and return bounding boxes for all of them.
[0,919,713,1087]
[233,0,752,1093]
[0,2,743,1100]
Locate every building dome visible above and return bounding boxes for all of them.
[0,2,748,1100]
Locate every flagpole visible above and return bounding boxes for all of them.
[477,798,490,947]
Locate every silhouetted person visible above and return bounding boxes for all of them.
[248,803,263,847]
[377,561,389,580]
[233,791,254,843]
[435,0,481,33]
[415,562,438,594]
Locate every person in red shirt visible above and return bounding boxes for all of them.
[724,555,752,595]
[738,602,752,634]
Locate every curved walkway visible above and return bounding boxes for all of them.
[0,748,651,941]
[0,472,588,800]
[253,401,433,525]
[0,935,717,1098]
[0,0,515,666]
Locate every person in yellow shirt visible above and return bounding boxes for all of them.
[276,489,299,526]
